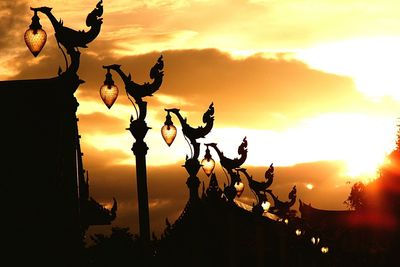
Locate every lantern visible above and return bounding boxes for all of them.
[261,200,271,212]
[234,181,245,197]
[161,112,177,146]
[321,246,329,254]
[201,145,215,176]
[24,10,47,57]
[295,229,302,236]
[311,237,320,245]
[100,69,119,109]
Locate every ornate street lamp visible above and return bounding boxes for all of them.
[24,9,47,57]
[162,103,214,201]
[203,137,248,202]
[26,1,103,71]
[21,1,104,264]
[237,165,297,216]
[101,56,164,244]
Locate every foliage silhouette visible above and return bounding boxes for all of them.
[84,227,147,267]
[344,182,367,210]
[341,122,400,265]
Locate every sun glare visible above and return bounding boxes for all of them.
[297,37,400,100]
[206,114,395,184]
[78,90,396,185]
[306,183,314,190]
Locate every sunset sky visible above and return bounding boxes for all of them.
[2,0,400,236]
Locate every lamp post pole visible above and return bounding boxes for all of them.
[101,56,164,245]
[161,103,215,200]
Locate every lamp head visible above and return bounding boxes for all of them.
[100,68,119,109]
[234,181,245,197]
[24,10,47,57]
[201,145,215,176]
[161,111,177,146]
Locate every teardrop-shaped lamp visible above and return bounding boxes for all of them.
[261,200,271,212]
[201,145,215,176]
[161,124,177,146]
[321,247,329,254]
[234,181,245,197]
[24,11,47,57]
[100,84,119,109]
[100,69,119,109]
[201,157,215,177]
[295,229,303,236]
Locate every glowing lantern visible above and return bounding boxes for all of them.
[161,112,177,146]
[261,200,270,212]
[321,246,329,254]
[100,69,119,109]
[201,145,215,176]
[295,229,302,236]
[311,237,320,245]
[24,10,47,57]
[234,181,245,197]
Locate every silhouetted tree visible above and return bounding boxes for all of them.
[344,182,367,210]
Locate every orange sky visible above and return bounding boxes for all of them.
[2,0,400,235]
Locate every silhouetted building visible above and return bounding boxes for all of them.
[299,200,396,266]
[0,2,115,265]
[152,174,329,267]
[296,128,400,267]
[1,71,116,266]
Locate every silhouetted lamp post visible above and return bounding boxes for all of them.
[24,8,47,57]
[202,138,248,201]
[237,165,297,216]
[21,1,104,264]
[161,103,215,201]
[100,56,164,244]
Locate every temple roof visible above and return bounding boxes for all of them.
[299,199,355,230]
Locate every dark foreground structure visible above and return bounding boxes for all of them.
[2,1,399,266]
[1,67,116,266]
[152,175,329,267]
[1,1,116,266]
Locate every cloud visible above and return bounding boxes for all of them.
[97,0,400,55]
[0,1,31,78]
[81,144,192,235]
[78,112,126,135]
[81,142,351,236]
[0,1,28,50]
[10,47,369,130]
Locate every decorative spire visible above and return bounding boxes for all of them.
[206,173,223,200]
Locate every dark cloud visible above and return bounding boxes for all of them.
[238,160,351,210]
[80,143,191,236]
[0,1,28,50]
[81,142,350,236]
[10,46,372,130]
[78,112,126,135]
[5,40,366,235]
[239,161,350,210]
[0,0,33,76]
